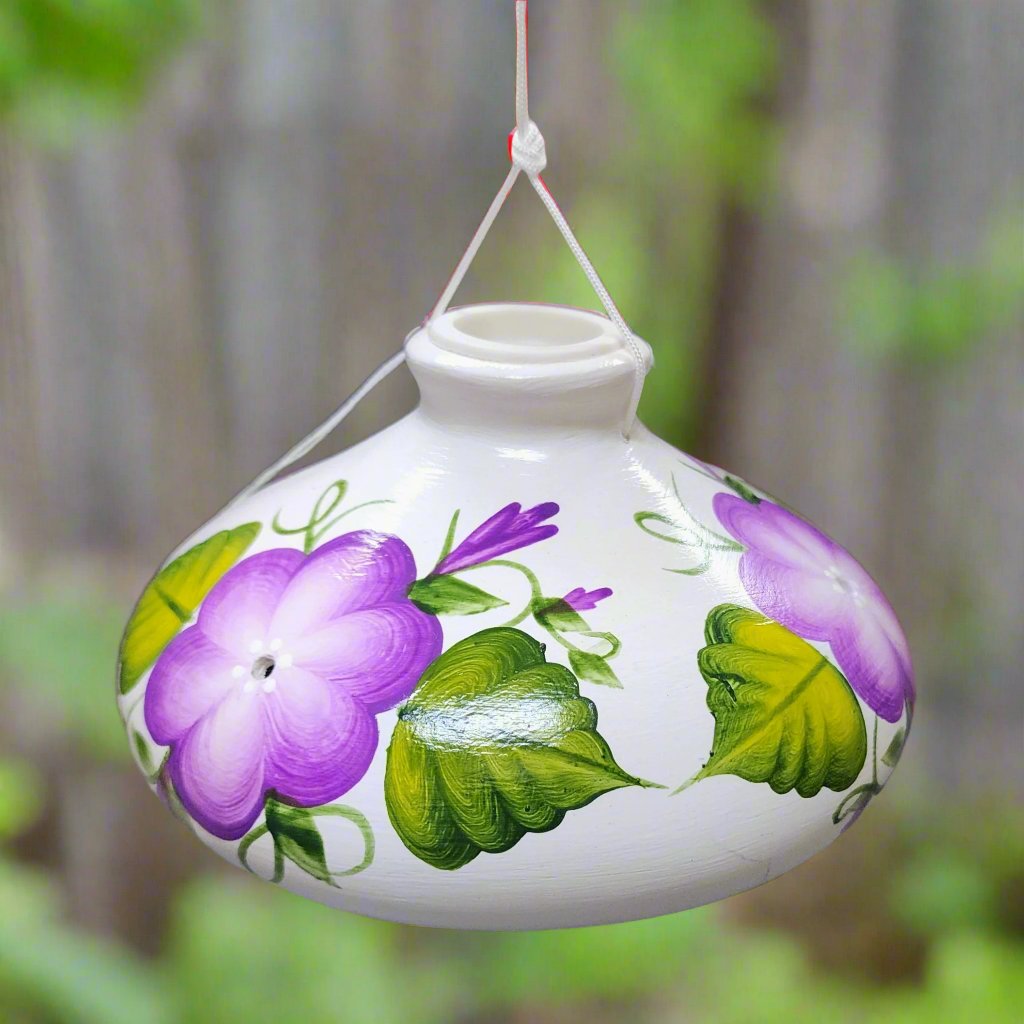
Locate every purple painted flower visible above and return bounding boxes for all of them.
[144,531,442,840]
[713,494,914,723]
[562,586,613,612]
[435,502,559,575]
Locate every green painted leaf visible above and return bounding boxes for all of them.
[882,726,907,768]
[132,731,155,776]
[265,798,334,886]
[689,604,867,797]
[385,627,651,870]
[238,801,373,884]
[535,597,590,634]
[408,575,507,616]
[118,523,261,694]
[724,474,762,504]
[568,649,622,689]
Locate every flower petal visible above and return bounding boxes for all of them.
[198,548,304,655]
[737,555,848,642]
[714,495,836,573]
[289,603,443,713]
[270,532,418,637]
[831,606,914,723]
[144,626,238,744]
[167,691,266,840]
[262,668,378,806]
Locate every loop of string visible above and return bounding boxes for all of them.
[226,0,646,511]
[428,0,647,435]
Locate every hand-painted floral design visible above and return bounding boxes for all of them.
[712,493,914,723]
[125,478,637,880]
[434,501,559,575]
[144,530,441,840]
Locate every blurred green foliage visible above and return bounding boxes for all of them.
[842,202,1024,365]
[1,800,1022,1023]
[0,0,200,144]
[0,593,130,762]
[615,0,778,199]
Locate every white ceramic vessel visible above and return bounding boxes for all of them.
[117,302,914,930]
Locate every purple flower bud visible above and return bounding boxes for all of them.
[435,502,559,575]
[562,586,613,612]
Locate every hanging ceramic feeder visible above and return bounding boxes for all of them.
[117,1,913,930]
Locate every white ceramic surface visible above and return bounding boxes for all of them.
[117,302,913,930]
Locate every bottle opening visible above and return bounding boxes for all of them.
[452,305,603,346]
[426,302,623,365]
[407,301,654,433]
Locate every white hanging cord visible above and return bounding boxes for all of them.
[430,0,648,436]
[225,0,645,510]
[223,348,407,509]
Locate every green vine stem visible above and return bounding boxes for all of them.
[154,765,196,833]
[455,558,620,661]
[312,805,376,877]
[635,474,744,575]
[272,479,394,554]
[237,804,375,883]
[676,456,763,506]
[120,690,147,727]
[237,824,270,876]
[435,509,461,566]
[832,716,882,825]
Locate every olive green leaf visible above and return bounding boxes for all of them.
[385,627,654,870]
[238,798,374,885]
[568,649,622,689]
[881,726,907,768]
[118,523,260,694]
[408,575,508,616]
[132,730,155,777]
[682,604,867,798]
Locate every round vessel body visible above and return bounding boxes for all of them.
[117,303,913,930]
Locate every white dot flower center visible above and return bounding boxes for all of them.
[235,638,294,695]
[824,564,865,607]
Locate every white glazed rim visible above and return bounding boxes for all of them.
[426,302,625,365]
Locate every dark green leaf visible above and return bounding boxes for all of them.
[535,597,590,634]
[386,627,652,870]
[265,798,335,887]
[568,649,622,689]
[724,475,761,504]
[408,575,507,616]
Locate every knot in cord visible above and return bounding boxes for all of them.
[510,119,547,176]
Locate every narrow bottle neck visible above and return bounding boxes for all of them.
[405,303,652,436]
